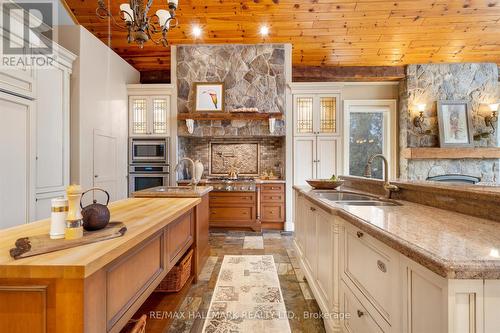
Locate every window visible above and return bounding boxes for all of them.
[344,101,396,180]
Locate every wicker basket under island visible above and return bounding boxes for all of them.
[155,249,193,292]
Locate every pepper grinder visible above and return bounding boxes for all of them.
[65,184,83,240]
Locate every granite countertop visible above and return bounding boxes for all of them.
[132,186,213,198]
[294,185,500,279]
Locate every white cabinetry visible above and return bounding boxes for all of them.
[34,63,72,220]
[0,48,75,226]
[0,92,35,228]
[293,189,500,333]
[293,191,339,333]
[293,93,341,185]
[128,85,173,137]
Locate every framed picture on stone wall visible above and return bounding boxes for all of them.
[437,100,474,147]
[194,82,225,112]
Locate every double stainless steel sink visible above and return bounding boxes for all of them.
[311,190,400,207]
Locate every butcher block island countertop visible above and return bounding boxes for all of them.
[0,197,203,333]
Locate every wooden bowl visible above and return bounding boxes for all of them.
[306,179,344,189]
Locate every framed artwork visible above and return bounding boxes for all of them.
[437,100,474,147]
[194,82,225,112]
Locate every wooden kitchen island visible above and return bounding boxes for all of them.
[0,197,204,333]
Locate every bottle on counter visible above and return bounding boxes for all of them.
[65,184,84,240]
[50,197,68,239]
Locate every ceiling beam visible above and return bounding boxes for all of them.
[140,66,407,84]
[292,66,406,82]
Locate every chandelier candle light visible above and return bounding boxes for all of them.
[96,0,179,48]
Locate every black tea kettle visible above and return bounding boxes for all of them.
[80,188,111,231]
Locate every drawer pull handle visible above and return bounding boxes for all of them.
[357,310,364,318]
[356,231,364,238]
[310,207,316,211]
[377,260,387,273]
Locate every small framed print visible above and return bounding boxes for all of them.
[437,100,474,147]
[194,82,225,112]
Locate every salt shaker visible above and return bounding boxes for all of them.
[50,197,68,239]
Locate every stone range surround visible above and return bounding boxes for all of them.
[178,137,285,179]
[176,44,286,138]
[399,63,499,182]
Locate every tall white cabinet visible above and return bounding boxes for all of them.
[0,45,75,228]
[293,93,341,185]
[34,57,74,220]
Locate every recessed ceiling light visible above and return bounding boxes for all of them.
[260,25,269,36]
[192,25,202,38]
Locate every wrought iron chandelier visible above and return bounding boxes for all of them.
[96,0,179,48]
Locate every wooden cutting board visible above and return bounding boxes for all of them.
[9,222,127,259]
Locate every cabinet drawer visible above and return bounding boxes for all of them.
[340,281,387,333]
[343,224,399,324]
[261,193,285,203]
[209,192,256,205]
[210,207,255,221]
[260,184,284,193]
[261,203,285,222]
[166,211,194,268]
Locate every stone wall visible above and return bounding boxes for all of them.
[177,44,286,137]
[178,137,285,179]
[399,63,499,182]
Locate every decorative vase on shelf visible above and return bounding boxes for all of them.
[193,160,204,185]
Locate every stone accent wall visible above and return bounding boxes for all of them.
[399,63,499,182]
[178,137,285,179]
[177,44,286,137]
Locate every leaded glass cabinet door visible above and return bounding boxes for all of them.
[317,95,338,135]
[151,96,169,135]
[294,95,314,135]
[129,96,148,136]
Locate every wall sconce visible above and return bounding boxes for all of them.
[269,117,276,134]
[186,119,194,134]
[412,103,427,133]
[485,103,499,134]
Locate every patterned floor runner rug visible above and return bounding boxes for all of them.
[202,255,292,333]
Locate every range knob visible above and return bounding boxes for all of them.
[241,186,247,191]
[226,186,232,191]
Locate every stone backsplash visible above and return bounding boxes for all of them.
[399,63,500,182]
[178,137,285,179]
[176,44,286,137]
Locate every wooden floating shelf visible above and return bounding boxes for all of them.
[401,147,500,160]
[177,112,283,121]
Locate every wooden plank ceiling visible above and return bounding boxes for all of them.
[65,0,500,72]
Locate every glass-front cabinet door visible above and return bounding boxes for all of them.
[294,95,314,135]
[130,96,148,136]
[293,94,339,136]
[151,96,169,135]
[318,95,337,135]
[129,95,170,137]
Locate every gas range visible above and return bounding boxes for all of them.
[205,177,257,192]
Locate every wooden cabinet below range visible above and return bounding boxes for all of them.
[259,183,286,230]
[209,192,260,231]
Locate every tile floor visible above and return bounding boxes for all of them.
[165,230,326,333]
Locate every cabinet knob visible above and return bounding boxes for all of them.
[310,207,316,211]
[94,174,99,178]
[356,231,364,238]
[377,260,387,273]
[357,310,364,318]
